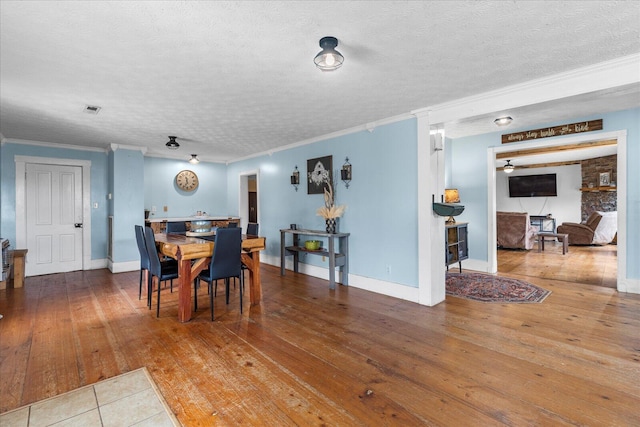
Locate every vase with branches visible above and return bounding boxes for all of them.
[316,182,345,233]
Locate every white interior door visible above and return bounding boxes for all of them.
[26,163,83,276]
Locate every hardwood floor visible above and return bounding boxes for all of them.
[498,242,618,288]
[1,263,638,426]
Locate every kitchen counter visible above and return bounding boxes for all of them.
[146,215,239,223]
[145,216,241,233]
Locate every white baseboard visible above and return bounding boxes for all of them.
[619,277,640,294]
[458,258,490,273]
[89,258,109,270]
[108,260,140,273]
[262,254,421,304]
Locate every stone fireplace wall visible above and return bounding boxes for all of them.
[580,154,617,221]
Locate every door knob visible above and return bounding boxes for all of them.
[74,223,83,228]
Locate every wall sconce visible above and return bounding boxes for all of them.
[503,160,515,173]
[341,157,352,188]
[290,166,300,191]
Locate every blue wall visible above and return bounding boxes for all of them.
[112,148,145,262]
[226,119,420,287]
[0,143,109,260]
[449,107,640,279]
[144,157,228,218]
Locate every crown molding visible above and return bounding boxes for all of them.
[420,53,640,125]
[2,138,108,153]
[229,112,414,164]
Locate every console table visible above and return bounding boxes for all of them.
[280,228,350,289]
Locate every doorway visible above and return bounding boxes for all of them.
[15,156,92,277]
[487,130,627,291]
[238,170,259,231]
[248,175,258,223]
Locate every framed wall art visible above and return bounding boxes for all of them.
[599,171,611,187]
[307,155,333,194]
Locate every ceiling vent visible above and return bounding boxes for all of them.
[84,105,101,114]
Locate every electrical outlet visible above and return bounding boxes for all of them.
[151,206,156,212]
[386,265,391,274]
[322,256,326,262]
[93,202,98,209]
[163,206,168,212]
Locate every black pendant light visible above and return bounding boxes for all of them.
[504,160,515,173]
[166,136,179,150]
[314,36,344,71]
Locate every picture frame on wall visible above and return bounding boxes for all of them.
[307,155,333,194]
[599,171,611,187]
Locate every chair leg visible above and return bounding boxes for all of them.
[170,279,173,293]
[157,278,161,317]
[138,269,143,300]
[194,278,199,311]
[225,278,230,305]
[147,273,153,309]
[209,280,215,321]
[239,274,243,314]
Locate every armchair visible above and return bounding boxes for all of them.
[557,211,617,245]
[496,211,538,250]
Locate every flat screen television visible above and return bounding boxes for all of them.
[508,174,557,197]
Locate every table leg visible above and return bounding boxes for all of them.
[242,252,262,306]
[177,257,193,323]
[562,235,568,254]
[341,235,349,286]
[292,233,299,273]
[280,231,285,276]
[328,236,336,290]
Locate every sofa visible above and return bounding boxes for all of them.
[557,211,617,245]
[496,211,538,250]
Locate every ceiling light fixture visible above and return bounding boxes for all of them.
[504,160,515,173]
[188,154,199,164]
[494,116,513,126]
[166,136,179,150]
[314,36,344,71]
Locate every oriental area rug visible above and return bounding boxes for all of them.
[446,272,551,303]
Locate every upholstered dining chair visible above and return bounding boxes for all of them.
[144,226,179,317]
[246,222,259,236]
[227,221,238,228]
[134,225,151,304]
[166,221,187,234]
[194,227,243,321]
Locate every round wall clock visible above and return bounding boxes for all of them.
[175,169,199,192]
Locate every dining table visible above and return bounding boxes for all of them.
[154,233,266,322]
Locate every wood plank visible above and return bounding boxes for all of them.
[496,138,616,159]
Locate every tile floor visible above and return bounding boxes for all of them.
[0,368,180,427]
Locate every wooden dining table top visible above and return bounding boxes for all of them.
[154,233,266,260]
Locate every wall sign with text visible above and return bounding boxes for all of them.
[502,119,603,144]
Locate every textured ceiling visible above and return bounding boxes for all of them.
[1,1,639,163]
